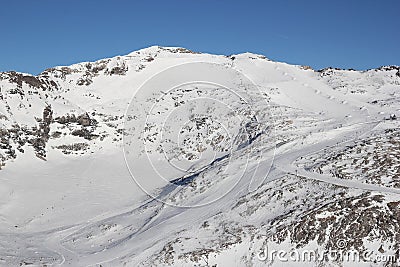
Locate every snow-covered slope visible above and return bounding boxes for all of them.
[0,46,399,266]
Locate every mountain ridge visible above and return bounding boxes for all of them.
[2,46,398,78]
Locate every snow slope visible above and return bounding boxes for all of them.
[0,46,399,266]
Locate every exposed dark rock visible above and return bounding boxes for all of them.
[271,192,400,258]
[109,65,128,75]
[29,106,53,159]
[5,71,58,91]
[71,128,99,140]
[77,113,97,126]
[77,74,93,86]
[55,114,77,124]
[55,113,96,126]
[55,143,89,154]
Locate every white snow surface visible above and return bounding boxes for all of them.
[0,46,399,266]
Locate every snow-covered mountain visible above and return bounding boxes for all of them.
[0,46,399,266]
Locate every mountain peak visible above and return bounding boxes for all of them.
[128,45,200,56]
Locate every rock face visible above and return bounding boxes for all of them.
[0,46,399,266]
[31,106,53,159]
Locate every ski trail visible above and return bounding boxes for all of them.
[274,120,400,195]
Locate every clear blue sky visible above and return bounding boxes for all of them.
[1,0,399,75]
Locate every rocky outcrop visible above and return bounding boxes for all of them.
[29,106,53,159]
